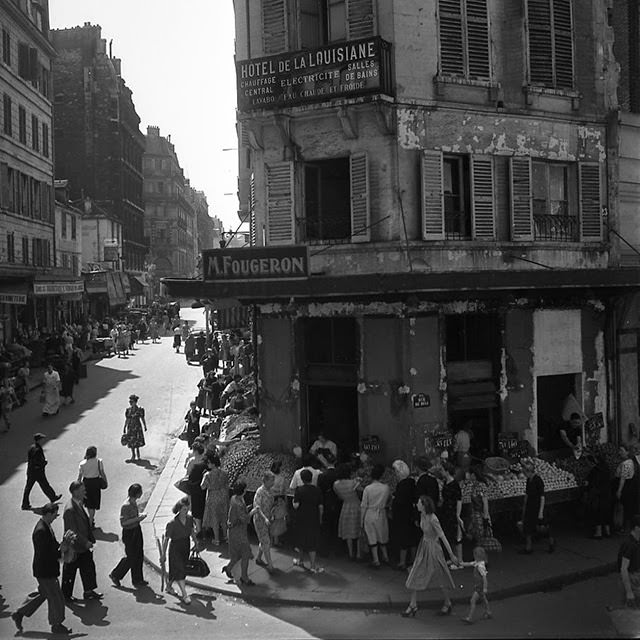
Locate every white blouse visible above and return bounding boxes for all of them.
[79,457,102,479]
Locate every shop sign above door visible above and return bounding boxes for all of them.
[236,37,392,111]
[202,246,309,282]
[33,282,84,296]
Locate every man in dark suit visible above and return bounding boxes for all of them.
[11,502,71,635]
[61,481,102,602]
[21,433,62,510]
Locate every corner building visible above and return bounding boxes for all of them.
[169,0,639,461]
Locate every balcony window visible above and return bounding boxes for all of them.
[300,0,346,48]
[443,155,472,239]
[532,161,578,241]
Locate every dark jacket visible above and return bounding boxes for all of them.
[415,473,440,507]
[63,499,95,552]
[32,518,61,579]
[27,443,47,474]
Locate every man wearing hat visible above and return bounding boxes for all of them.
[21,433,62,510]
[11,502,71,635]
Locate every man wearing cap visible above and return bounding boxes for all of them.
[21,433,62,510]
[11,502,71,635]
[61,481,102,602]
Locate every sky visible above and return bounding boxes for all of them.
[49,0,241,232]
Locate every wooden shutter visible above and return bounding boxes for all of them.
[510,156,533,240]
[262,0,288,54]
[421,150,445,240]
[347,0,375,39]
[552,0,574,89]
[266,162,295,245]
[438,0,464,75]
[249,172,257,247]
[350,152,370,243]
[579,162,602,241]
[0,163,9,209]
[526,0,553,85]
[471,155,495,239]
[466,0,490,79]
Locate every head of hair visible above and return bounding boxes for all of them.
[521,459,535,474]
[262,471,275,485]
[41,502,59,516]
[392,460,410,480]
[300,468,313,484]
[129,394,139,402]
[469,465,488,484]
[371,463,385,481]
[441,461,457,478]
[191,442,205,455]
[420,495,436,514]
[128,483,143,498]
[473,546,488,562]
[336,463,352,480]
[69,480,84,495]
[233,374,242,382]
[570,412,581,421]
[85,446,97,459]
[232,480,247,496]
[172,496,190,514]
[415,456,430,472]
[270,460,283,474]
[301,453,316,468]
[206,452,221,467]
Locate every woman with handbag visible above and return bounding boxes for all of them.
[161,497,198,604]
[122,394,147,462]
[77,446,107,529]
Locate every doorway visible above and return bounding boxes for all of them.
[536,373,578,451]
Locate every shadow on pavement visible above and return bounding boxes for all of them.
[165,597,217,620]
[65,599,110,628]
[20,633,88,639]
[114,585,166,606]
[0,365,140,485]
[130,459,157,471]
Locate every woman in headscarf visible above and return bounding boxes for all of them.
[391,460,420,570]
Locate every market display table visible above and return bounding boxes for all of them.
[465,487,582,514]
[91,338,114,357]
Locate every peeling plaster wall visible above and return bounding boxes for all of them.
[581,308,608,428]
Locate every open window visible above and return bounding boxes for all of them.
[532,161,578,241]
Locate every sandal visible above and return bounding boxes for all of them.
[181,595,191,604]
[165,586,178,596]
[239,578,255,586]
[255,558,267,567]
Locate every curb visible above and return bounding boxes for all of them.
[141,439,617,610]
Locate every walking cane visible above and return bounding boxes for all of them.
[155,534,166,592]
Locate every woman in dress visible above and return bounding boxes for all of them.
[60,360,75,406]
[223,481,259,586]
[184,401,201,448]
[253,471,276,572]
[616,444,637,531]
[200,453,229,545]
[519,458,555,554]
[586,454,614,539]
[292,469,324,573]
[361,463,391,567]
[439,462,464,567]
[122,394,147,462]
[41,362,61,416]
[269,460,288,547]
[403,495,459,618]
[77,446,107,529]
[466,466,491,545]
[186,442,207,537]
[333,463,362,560]
[161,497,198,604]
[391,460,420,570]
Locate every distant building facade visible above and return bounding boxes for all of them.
[51,23,146,274]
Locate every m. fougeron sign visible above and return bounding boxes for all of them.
[237,37,384,111]
[203,247,309,282]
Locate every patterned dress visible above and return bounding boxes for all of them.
[165,514,193,581]
[201,468,230,530]
[124,405,146,448]
[227,495,253,564]
[466,483,487,543]
[252,485,274,549]
[270,474,288,538]
[333,478,361,540]
[406,513,456,591]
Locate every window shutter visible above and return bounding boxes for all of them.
[526,0,554,85]
[0,163,9,209]
[266,161,295,245]
[471,155,495,240]
[350,152,370,243]
[29,47,39,81]
[552,0,574,89]
[579,162,602,241]
[249,172,257,247]
[509,156,533,240]
[421,150,445,240]
[466,0,490,79]
[438,0,464,76]
[347,0,375,39]
[262,0,288,54]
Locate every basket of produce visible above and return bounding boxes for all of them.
[484,457,511,475]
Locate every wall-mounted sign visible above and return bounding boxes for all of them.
[236,37,391,111]
[33,282,84,296]
[203,246,309,282]
[104,245,119,262]
[0,293,27,305]
[412,393,431,408]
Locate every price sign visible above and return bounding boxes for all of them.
[497,433,518,457]
[432,432,453,450]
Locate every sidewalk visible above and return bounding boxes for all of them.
[142,439,619,609]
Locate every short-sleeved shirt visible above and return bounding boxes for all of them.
[618,535,640,573]
[617,459,634,480]
[289,466,321,491]
[120,501,139,530]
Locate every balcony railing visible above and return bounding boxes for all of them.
[533,214,579,242]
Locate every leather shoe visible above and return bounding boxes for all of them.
[21,505,31,510]
[51,623,72,634]
[83,590,103,600]
[11,612,23,632]
[64,595,79,604]
[108,573,121,587]
[52,494,62,501]
[133,580,149,587]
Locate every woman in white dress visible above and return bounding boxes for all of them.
[360,463,391,567]
[78,446,107,529]
[41,363,60,416]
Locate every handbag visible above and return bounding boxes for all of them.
[614,501,624,531]
[185,549,210,578]
[478,520,502,553]
[98,461,108,490]
[178,423,190,441]
[121,433,130,447]
[174,477,192,495]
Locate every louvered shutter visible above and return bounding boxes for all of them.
[249,173,257,247]
[466,0,490,79]
[350,152,370,243]
[266,162,295,245]
[421,150,445,240]
[579,162,602,241]
[510,156,533,240]
[438,0,464,76]
[262,0,288,55]
[347,0,375,39]
[0,164,9,209]
[526,0,554,85]
[552,0,574,89]
[471,155,495,240]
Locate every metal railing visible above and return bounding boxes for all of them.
[533,213,579,242]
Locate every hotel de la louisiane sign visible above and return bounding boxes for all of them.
[237,37,388,111]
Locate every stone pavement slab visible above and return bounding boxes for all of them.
[142,439,618,609]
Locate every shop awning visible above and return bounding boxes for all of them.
[128,274,148,296]
[161,267,640,304]
[0,281,29,305]
[106,272,128,306]
[84,271,108,294]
